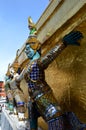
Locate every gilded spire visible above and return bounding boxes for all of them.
[28,16,37,36]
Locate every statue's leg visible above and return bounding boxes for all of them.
[35,90,65,130]
[47,109,86,130]
[13,89,25,120]
[28,101,40,130]
[35,90,86,130]
[6,90,14,113]
[64,112,86,130]
[47,116,65,130]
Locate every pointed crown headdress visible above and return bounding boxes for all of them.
[26,16,41,54]
[28,16,36,29]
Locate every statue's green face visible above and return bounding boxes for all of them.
[25,44,35,59]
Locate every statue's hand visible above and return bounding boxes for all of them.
[63,31,83,46]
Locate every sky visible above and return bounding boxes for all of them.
[0,0,49,81]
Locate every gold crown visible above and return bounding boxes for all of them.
[26,37,41,50]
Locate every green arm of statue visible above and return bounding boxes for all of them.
[40,31,83,69]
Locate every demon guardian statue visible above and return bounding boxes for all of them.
[22,17,86,130]
[9,17,86,130]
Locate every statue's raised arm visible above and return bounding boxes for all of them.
[40,31,83,69]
